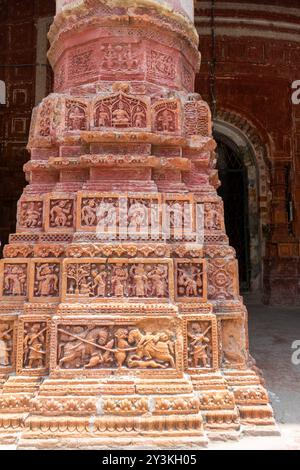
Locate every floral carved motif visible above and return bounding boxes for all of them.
[184,97,211,137]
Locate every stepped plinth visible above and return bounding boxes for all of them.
[0,0,277,448]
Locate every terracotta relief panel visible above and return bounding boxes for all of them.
[162,194,195,238]
[67,44,97,83]
[78,193,120,233]
[99,42,141,73]
[207,259,239,301]
[62,258,173,302]
[93,93,150,129]
[204,203,224,231]
[184,97,212,137]
[0,317,17,373]
[77,192,161,238]
[29,260,61,302]
[65,100,88,131]
[0,260,29,300]
[221,319,247,368]
[146,48,176,83]
[17,198,44,231]
[174,259,207,302]
[152,99,181,134]
[184,315,218,372]
[16,317,50,375]
[37,98,53,138]
[45,195,75,232]
[50,317,181,375]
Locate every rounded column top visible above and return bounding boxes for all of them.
[56,0,194,21]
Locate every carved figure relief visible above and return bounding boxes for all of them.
[64,261,170,299]
[80,196,119,231]
[23,322,47,369]
[94,93,148,129]
[163,198,193,235]
[176,261,204,300]
[100,43,139,71]
[153,101,179,133]
[147,50,176,80]
[33,263,60,298]
[49,199,74,228]
[66,101,87,131]
[19,200,43,229]
[0,322,13,367]
[3,263,27,297]
[187,321,212,369]
[57,324,176,370]
[204,203,222,230]
[127,197,159,234]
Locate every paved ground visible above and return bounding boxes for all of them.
[0,299,299,450]
[211,298,300,450]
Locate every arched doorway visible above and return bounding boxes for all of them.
[215,135,251,291]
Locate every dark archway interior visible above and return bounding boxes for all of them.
[215,135,251,291]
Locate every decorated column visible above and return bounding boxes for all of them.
[0,0,276,448]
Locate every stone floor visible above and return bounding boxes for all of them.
[0,298,299,450]
[210,297,300,450]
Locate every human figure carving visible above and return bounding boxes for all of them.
[68,105,86,130]
[157,109,174,132]
[20,202,41,228]
[35,264,59,297]
[147,265,168,297]
[50,200,72,227]
[130,264,147,297]
[133,105,146,128]
[4,265,26,296]
[178,265,202,297]
[112,101,130,127]
[188,323,211,368]
[111,265,128,297]
[23,323,47,368]
[205,206,221,230]
[81,199,97,226]
[128,201,148,232]
[91,266,107,297]
[127,329,175,368]
[0,323,13,367]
